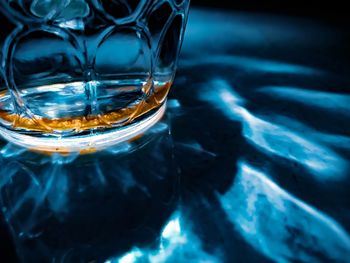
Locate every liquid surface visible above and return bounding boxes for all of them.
[0,80,170,133]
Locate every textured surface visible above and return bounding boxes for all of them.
[1,8,350,263]
[0,0,189,135]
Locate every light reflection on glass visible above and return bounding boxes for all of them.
[0,119,173,248]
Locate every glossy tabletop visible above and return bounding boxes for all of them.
[1,8,350,263]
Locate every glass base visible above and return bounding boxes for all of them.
[0,103,166,154]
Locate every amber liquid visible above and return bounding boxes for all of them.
[0,80,171,134]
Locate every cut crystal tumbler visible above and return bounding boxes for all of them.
[0,0,189,153]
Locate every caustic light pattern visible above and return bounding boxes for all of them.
[219,162,350,263]
[200,79,349,181]
[1,8,350,263]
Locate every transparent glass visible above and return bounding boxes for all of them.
[0,0,189,153]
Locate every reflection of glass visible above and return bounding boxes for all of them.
[0,121,179,262]
[0,0,189,153]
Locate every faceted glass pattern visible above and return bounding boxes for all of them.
[0,0,189,152]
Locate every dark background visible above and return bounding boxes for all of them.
[0,1,348,263]
[191,0,349,28]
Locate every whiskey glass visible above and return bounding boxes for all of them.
[0,0,189,153]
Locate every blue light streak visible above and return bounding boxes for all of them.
[219,161,350,262]
[105,211,221,263]
[200,79,348,180]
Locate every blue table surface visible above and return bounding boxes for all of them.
[1,8,350,263]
